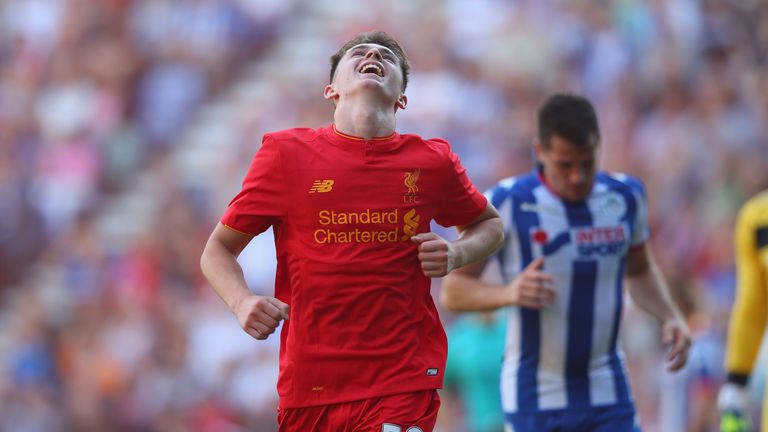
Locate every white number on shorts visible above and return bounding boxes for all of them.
[382,423,423,432]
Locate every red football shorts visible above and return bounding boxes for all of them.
[277,390,440,432]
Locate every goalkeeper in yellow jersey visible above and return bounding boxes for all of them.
[719,190,768,432]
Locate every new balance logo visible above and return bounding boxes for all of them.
[309,179,334,193]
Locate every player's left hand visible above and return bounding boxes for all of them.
[662,318,691,372]
[411,233,459,278]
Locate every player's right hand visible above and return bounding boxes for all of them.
[718,383,752,432]
[233,295,290,340]
[507,257,556,309]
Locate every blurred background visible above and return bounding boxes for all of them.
[1,0,767,431]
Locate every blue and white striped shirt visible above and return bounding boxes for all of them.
[486,170,648,414]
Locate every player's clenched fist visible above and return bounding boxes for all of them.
[411,232,459,278]
[233,295,290,340]
[507,257,556,309]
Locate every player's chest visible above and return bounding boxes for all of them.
[294,160,441,210]
[288,159,441,246]
[517,199,633,260]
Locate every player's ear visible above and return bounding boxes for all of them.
[324,84,338,103]
[395,94,408,110]
[533,137,544,159]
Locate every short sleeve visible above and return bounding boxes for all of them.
[485,179,515,228]
[433,145,487,227]
[483,180,516,283]
[221,135,287,236]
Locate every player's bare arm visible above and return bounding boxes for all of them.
[412,202,503,278]
[440,201,553,311]
[442,256,556,312]
[625,243,691,371]
[200,223,289,340]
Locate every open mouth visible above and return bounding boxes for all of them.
[358,63,384,77]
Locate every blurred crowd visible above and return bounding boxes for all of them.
[1,0,767,431]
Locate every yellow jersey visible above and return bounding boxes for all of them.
[725,190,768,428]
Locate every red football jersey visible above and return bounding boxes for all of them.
[221,125,487,408]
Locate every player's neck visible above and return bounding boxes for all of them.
[537,168,594,203]
[333,98,396,140]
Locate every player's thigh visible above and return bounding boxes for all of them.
[505,408,639,432]
[355,390,440,432]
[590,406,640,432]
[504,411,557,432]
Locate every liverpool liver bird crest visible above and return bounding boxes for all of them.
[404,169,420,194]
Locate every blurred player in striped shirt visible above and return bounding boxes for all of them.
[442,93,691,432]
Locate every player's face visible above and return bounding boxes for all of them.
[536,134,598,202]
[325,43,406,109]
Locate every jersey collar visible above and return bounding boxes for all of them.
[536,166,598,205]
[325,124,401,150]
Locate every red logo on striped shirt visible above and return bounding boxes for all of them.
[532,229,548,244]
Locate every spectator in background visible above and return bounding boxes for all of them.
[0,0,294,430]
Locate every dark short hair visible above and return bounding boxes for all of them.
[329,31,410,92]
[538,94,600,148]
